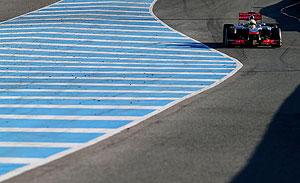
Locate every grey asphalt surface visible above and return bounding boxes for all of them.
[3,0,300,182]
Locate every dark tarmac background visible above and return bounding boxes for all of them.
[2,0,300,182]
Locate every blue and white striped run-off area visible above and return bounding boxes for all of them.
[0,0,241,179]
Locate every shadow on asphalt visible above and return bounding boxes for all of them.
[230,84,300,183]
[260,0,300,32]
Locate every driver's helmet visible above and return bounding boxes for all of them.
[249,19,256,26]
[248,15,255,21]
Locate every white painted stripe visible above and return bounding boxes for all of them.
[0,115,140,121]
[0,60,234,66]
[15,17,155,23]
[26,13,152,18]
[0,128,114,133]
[46,5,149,9]
[0,36,164,44]
[0,53,225,61]
[58,1,151,5]
[0,26,170,33]
[0,105,160,110]
[0,158,42,164]
[0,89,190,94]
[0,142,81,148]
[0,42,212,53]
[0,49,217,59]
[0,70,227,75]
[0,32,184,39]
[0,64,230,70]
[3,22,165,28]
[0,96,179,100]
[0,76,217,82]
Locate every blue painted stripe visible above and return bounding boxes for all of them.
[39,7,150,12]
[0,28,176,36]
[0,39,211,51]
[0,51,222,59]
[0,66,233,73]
[0,78,213,86]
[0,163,27,175]
[0,132,103,143]
[0,108,154,116]
[0,34,189,43]
[0,24,170,31]
[0,119,131,129]
[20,15,156,21]
[8,19,162,27]
[0,147,68,158]
[0,72,226,80]
[0,55,234,64]
[0,62,236,68]
[51,3,150,8]
[0,91,188,98]
[30,11,152,16]
[0,99,172,106]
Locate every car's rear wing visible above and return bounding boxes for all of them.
[239,12,262,21]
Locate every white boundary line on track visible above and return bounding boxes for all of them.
[0,60,234,66]
[0,89,191,94]
[0,32,183,39]
[26,13,153,18]
[0,0,243,182]
[46,5,149,9]
[0,53,226,61]
[0,105,161,110]
[0,27,169,33]
[0,70,228,75]
[0,115,140,121]
[2,22,165,28]
[0,158,43,164]
[0,128,114,133]
[0,142,81,148]
[0,76,216,82]
[0,42,211,53]
[58,1,151,5]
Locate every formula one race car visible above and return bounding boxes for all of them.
[223,12,282,47]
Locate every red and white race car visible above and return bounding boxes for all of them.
[223,12,282,47]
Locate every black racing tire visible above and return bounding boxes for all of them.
[271,27,282,47]
[223,24,234,47]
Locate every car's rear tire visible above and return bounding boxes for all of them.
[271,27,282,47]
[223,24,234,47]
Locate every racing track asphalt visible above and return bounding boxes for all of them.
[3,0,300,182]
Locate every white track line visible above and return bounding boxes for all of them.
[14,17,155,23]
[0,32,183,39]
[0,42,212,53]
[26,13,153,18]
[0,53,225,61]
[0,27,169,33]
[0,64,231,70]
[0,142,81,148]
[0,96,179,100]
[0,158,43,164]
[59,1,151,6]
[280,2,300,22]
[0,70,228,75]
[0,115,140,121]
[0,60,234,66]
[46,5,149,9]
[0,128,114,133]
[2,22,165,28]
[0,105,160,110]
[0,89,190,94]
[0,76,217,82]
[58,1,151,5]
